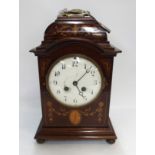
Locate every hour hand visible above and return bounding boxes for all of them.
[74,84,84,97]
[73,81,87,99]
[76,86,87,100]
[75,85,83,96]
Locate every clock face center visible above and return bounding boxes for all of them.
[73,81,78,86]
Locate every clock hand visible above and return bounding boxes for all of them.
[77,86,87,99]
[73,83,83,96]
[76,86,82,95]
[73,66,90,99]
[73,81,86,99]
[76,66,92,82]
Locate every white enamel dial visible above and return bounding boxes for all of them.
[47,55,105,107]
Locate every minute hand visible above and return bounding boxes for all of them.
[77,66,92,82]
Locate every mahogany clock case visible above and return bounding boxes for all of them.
[30,10,121,143]
[38,39,114,127]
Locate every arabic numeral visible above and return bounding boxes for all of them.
[84,96,87,101]
[56,90,61,94]
[91,90,94,95]
[53,80,58,85]
[55,71,60,76]
[94,80,97,85]
[72,61,78,67]
[64,96,67,102]
[62,64,66,70]
[73,99,77,103]
[91,70,95,76]
[84,64,87,69]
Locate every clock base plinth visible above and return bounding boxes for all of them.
[34,117,117,143]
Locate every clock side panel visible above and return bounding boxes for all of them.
[103,57,114,125]
[37,44,114,127]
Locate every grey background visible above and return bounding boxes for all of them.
[20,0,136,155]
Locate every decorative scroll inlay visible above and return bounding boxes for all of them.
[102,60,111,77]
[40,59,51,86]
[80,102,105,122]
[47,101,69,122]
[96,102,105,122]
[47,101,53,122]
[46,101,105,123]
[40,61,47,78]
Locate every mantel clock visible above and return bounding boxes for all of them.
[30,9,122,144]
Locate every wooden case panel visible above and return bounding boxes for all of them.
[37,41,114,127]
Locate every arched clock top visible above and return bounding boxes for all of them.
[30,9,121,57]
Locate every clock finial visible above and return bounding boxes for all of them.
[58,9,90,17]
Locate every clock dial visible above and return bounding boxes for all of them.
[47,55,105,107]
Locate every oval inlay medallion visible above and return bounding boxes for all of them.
[69,110,81,125]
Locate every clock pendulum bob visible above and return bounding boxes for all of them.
[30,9,122,144]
